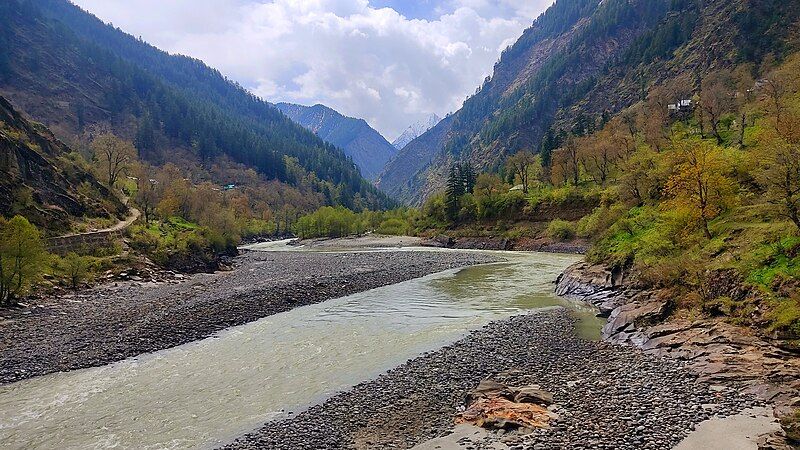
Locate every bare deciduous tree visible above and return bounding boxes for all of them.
[91,133,137,189]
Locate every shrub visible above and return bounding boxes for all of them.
[0,216,49,304]
[576,204,626,238]
[58,252,91,289]
[377,218,410,236]
[547,219,576,241]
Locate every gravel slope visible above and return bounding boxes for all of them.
[0,250,499,385]
[226,309,760,450]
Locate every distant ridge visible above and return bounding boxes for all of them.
[275,103,397,181]
[377,0,800,205]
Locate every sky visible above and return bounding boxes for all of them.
[71,0,553,140]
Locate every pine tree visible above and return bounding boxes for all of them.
[460,161,477,194]
[445,165,465,222]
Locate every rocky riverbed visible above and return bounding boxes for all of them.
[0,250,500,385]
[226,309,761,450]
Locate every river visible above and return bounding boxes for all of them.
[0,250,599,449]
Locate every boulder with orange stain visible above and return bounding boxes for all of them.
[456,380,558,431]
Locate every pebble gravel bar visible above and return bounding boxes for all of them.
[226,309,759,450]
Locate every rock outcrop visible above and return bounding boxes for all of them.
[556,261,800,448]
[555,261,630,316]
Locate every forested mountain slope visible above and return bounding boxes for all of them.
[275,103,397,181]
[380,0,800,205]
[0,0,390,210]
[377,114,455,202]
[0,96,125,235]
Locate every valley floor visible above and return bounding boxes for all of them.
[0,250,498,384]
[0,245,785,449]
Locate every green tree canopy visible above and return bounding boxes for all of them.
[0,215,48,304]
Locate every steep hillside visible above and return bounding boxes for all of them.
[0,0,390,210]
[381,0,800,204]
[391,114,442,150]
[275,103,397,181]
[0,96,125,235]
[377,114,454,202]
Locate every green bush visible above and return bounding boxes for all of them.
[546,219,576,241]
[377,218,410,236]
[57,252,91,289]
[128,218,236,271]
[0,215,49,304]
[576,204,627,238]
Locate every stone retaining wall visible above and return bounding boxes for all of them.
[47,230,123,254]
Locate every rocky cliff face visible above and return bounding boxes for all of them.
[275,103,397,181]
[0,96,125,234]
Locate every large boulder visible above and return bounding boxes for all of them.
[458,379,557,431]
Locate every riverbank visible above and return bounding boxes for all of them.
[0,250,500,385]
[287,234,589,253]
[226,308,762,449]
[556,262,800,447]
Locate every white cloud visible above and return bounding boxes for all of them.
[71,0,553,139]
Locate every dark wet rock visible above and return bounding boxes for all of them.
[451,237,510,251]
[420,235,454,248]
[512,386,554,406]
[555,261,800,448]
[555,261,630,316]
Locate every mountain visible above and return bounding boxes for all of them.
[274,103,397,181]
[391,114,442,150]
[0,96,125,235]
[377,114,454,202]
[0,0,391,211]
[379,0,800,205]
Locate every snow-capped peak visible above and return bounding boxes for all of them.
[391,113,442,150]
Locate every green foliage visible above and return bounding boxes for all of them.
[419,194,450,230]
[444,163,477,221]
[293,206,365,239]
[293,206,419,239]
[766,296,800,336]
[576,204,627,238]
[57,252,91,290]
[376,218,410,236]
[128,217,236,270]
[588,207,661,266]
[546,219,576,241]
[734,0,800,63]
[4,0,391,210]
[0,215,49,304]
[746,236,800,288]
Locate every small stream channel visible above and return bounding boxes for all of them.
[0,249,600,449]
